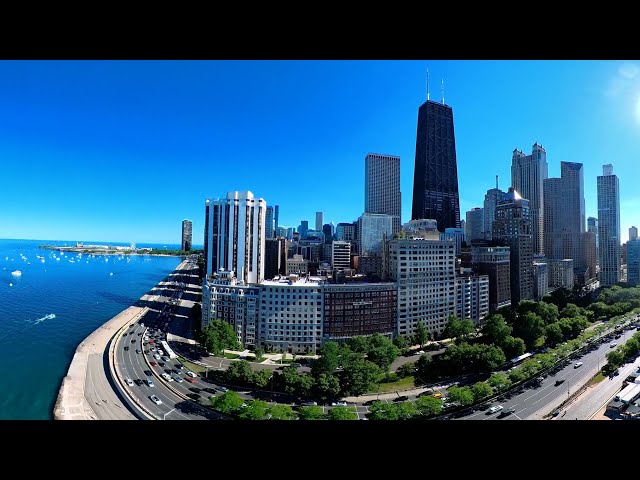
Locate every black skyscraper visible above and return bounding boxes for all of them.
[411,99,461,232]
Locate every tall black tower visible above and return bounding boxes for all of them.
[411,99,461,232]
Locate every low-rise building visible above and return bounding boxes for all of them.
[548,258,574,289]
[286,254,309,275]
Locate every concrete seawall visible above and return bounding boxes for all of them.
[53,259,187,420]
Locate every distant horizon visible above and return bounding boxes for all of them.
[0,238,203,249]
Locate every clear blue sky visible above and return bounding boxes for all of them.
[1,60,640,244]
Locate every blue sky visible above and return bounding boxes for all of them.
[1,60,640,244]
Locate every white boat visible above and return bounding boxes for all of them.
[9,283,13,287]
[11,270,21,276]
[109,272,114,276]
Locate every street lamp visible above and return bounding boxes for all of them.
[163,408,176,420]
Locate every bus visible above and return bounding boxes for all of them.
[161,340,178,359]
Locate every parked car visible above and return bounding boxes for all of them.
[331,401,348,407]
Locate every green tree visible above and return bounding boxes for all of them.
[625,337,640,357]
[415,320,429,347]
[471,382,493,403]
[296,374,316,398]
[501,336,526,358]
[313,373,341,400]
[347,336,370,353]
[367,401,400,420]
[520,359,541,377]
[480,314,512,345]
[396,362,416,378]
[366,334,400,371]
[311,341,341,376]
[415,395,442,417]
[201,319,241,355]
[487,372,511,391]
[477,344,507,371]
[545,323,564,345]
[507,368,526,383]
[560,303,581,319]
[512,311,546,350]
[298,405,325,420]
[393,335,407,351]
[328,406,358,420]
[210,390,244,414]
[225,360,253,387]
[251,369,273,389]
[339,358,381,396]
[268,404,297,420]
[443,315,463,339]
[447,386,474,406]
[254,347,265,361]
[606,349,625,367]
[397,401,418,419]
[238,400,269,420]
[280,366,303,395]
[415,353,435,384]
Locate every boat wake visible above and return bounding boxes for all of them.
[30,313,56,325]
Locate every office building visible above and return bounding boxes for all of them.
[471,246,511,311]
[455,274,489,324]
[201,270,259,347]
[265,238,287,280]
[358,212,393,256]
[315,212,324,232]
[441,228,465,256]
[598,164,621,287]
[336,222,356,243]
[204,191,266,283]
[588,216,599,254]
[511,143,548,255]
[275,226,287,238]
[548,259,574,289]
[274,205,279,232]
[357,255,384,279]
[323,283,397,342]
[387,237,457,338]
[411,98,461,232]
[627,239,640,286]
[493,187,534,304]
[631,226,638,242]
[483,181,506,241]
[181,219,192,251]
[582,231,597,282]
[286,227,294,241]
[365,153,402,234]
[322,223,334,243]
[332,241,351,269]
[265,206,275,239]
[286,254,309,275]
[465,207,484,242]
[299,220,309,239]
[258,277,324,354]
[533,261,549,301]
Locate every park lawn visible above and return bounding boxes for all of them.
[587,372,606,387]
[223,352,240,359]
[177,356,206,374]
[369,375,416,393]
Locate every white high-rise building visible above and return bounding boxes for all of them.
[511,143,548,255]
[387,237,457,338]
[365,153,401,234]
[331,241,351,269]
[204,191,266,284]
[358,212,393,256]
[455,275,489,324]
[630,226,638,242]
[598,164,621,287]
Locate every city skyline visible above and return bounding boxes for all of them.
[2,60,640,243]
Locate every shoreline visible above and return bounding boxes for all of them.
[53,259,188,420]
[39,245,186,258]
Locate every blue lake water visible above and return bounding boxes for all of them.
[0,239,182,419]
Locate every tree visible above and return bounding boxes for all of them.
[447,386,474,406]
[471,382,493,403]
[328,406,358,420]
[625,337,640,358]
[415,320,429,347]
[560,303,581,319]
[480,314,512,345]
[313,373,341,400]
[339,358,381,396]
[311,341,341,376]
[367,401,401,420]
[296,374,316,398]
[477,344,506,372]
[393,335,407,351]
[298,405,325,420]
[415,395,442,417]
[268,404,297,420]
[507,368,527,383]
[210,390,244,414]
[487,372,511,391]
[347,336,370,353]
[606,349,625,367]
[225,360,254,387]
[251,369,273,389]
[443,315,463,339]
[396,362,416,378]
[397,401,418,420]
[459,319,476,341]
[512,311,546,350]
[280,366,303,395]
[201,319,241,355]
[501,336,526,358]
[545,323,564,345]
[415,353,435,384]
[254,347,265,361]
[238,400,269,420]
[366,334,400,371]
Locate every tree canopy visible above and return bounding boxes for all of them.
[201,319,240,355]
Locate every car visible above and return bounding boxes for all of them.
[186,378,196,383]
[143,336,149,341]
[551,409,561,417]
[301,401,317,406]
[172,369,181,375]
[125,378,134,387]
[144,370,152,377]
[487,405,503,414]
[574,362,583,368]
[137,332,142,336]
[331,401,348,407]
[134,379,143,386]
[149,361,157,367]
[124,346,129,351]
[173,376,183,383]
[161,356,170,362]
[143,350,150,355]
[136,349,141,354]
[610,342,618,348]
[149,395,162,405]
[145,379,155,387]
[153,354,161,360]
[158,349,164,356]
[149,340,155,345]
[394,395,409,402]
[158,362,165,367]
[131,339,136,343]
[185,371,197,378]
[555,379,566,386]
[129,324,134,328]
[415,350,425,355]
[432,393,443,398]
[502,406,516,415]
[161,373,173,382]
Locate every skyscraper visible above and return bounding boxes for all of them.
[411,97,461,232]
[588,216,598,252]
[598,164,621,287]
[357,213,393,257]
[365,153,402,234]
[181,219,192,252]
[204,191,266,284]
[627,239,640,286]
[274,205,279,232]
[511,143,548,255]
[465,207,484,242]
[493,187,534,304]
[483,181,506,240]
[630,226,638,242]
[322,223,334,243]
[265,206,275,239]
[299,220,309,239]
[315,212,323,232]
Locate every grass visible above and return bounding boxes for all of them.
[177,356,206,374]
[223,352,240,359]
[587,372,606,387]
[369,375,416,393]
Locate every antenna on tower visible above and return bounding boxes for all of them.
[427,68,430,101]
[441,79,445,104]
[496,175,499,190]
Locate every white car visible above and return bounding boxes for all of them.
[125,378,134,387]
[610,342,618,348]
[145,379,155,387]
[173,376,183,383]
[153,354,161,360]
[161,373,173,382]
[331,401,348,407]
[158,349,164,356]
[185,371,197,378]
[488,405,503,414]
[149,395,162,405]
[574,362,583,368]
